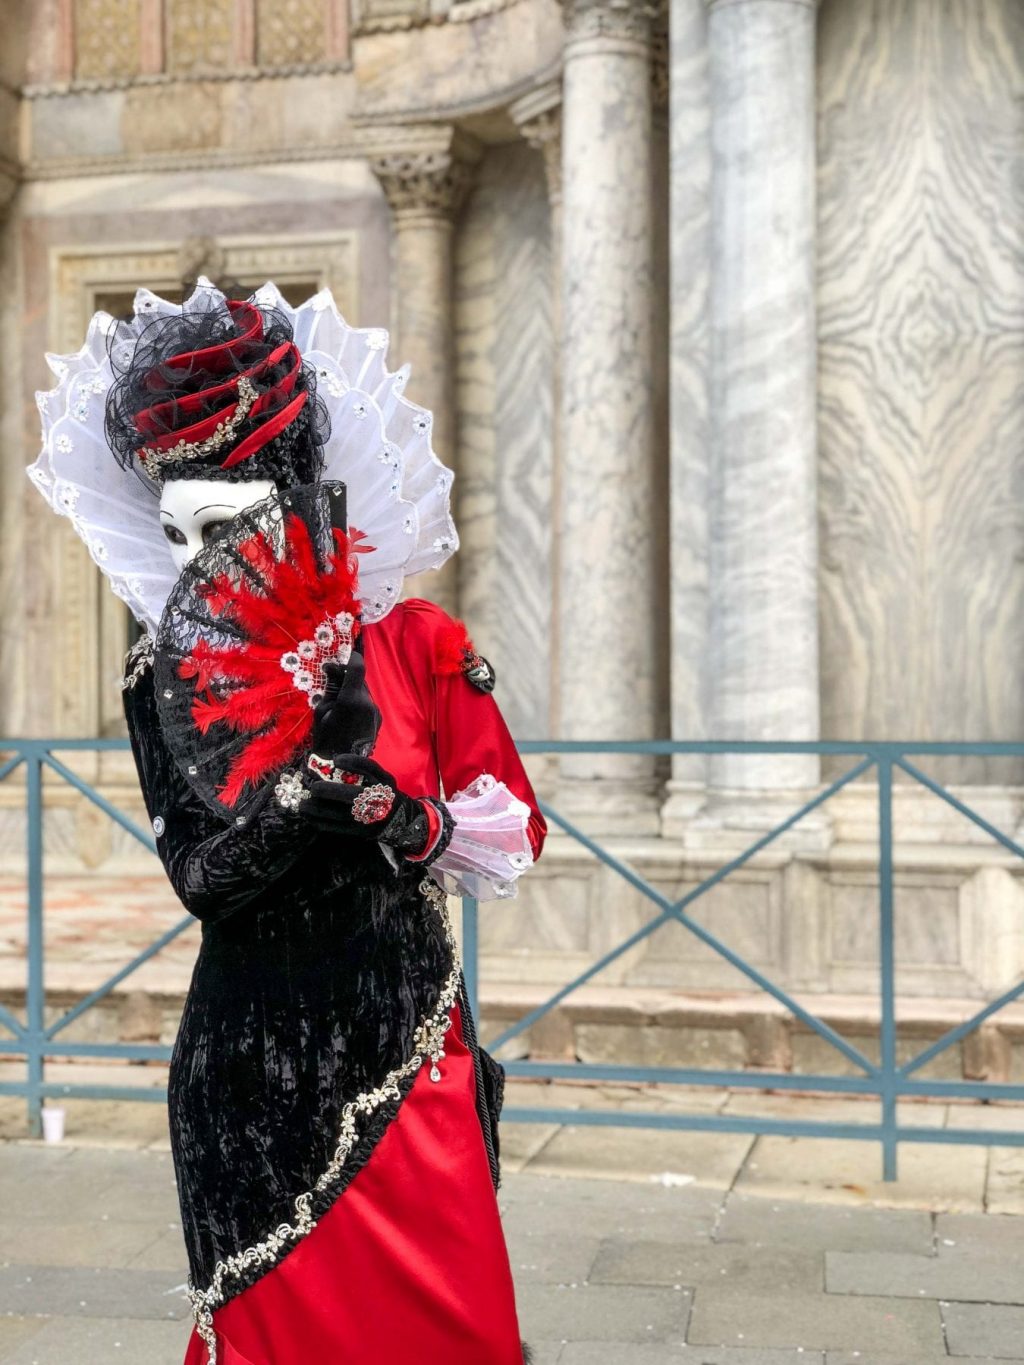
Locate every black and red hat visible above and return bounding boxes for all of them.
[105,294,330,490]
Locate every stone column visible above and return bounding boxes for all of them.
[704,0,822,797]
[554,0,660,834]
[371,129,479,613]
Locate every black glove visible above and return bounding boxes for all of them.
[298,753,435,856]
[310,654,381,761]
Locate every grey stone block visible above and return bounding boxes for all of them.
[563,1350,825,1365]
[507,1231,603,1284]
[935,1211,1024,1257]
[0,1218,171,1270]
[942,1301,1024,1359]
[524,1346,564,1365]
[516,1283,692,1344]
[500,1173,722,1245]
[124,1226,188,1273]
[0,1315,189,1365]
[827,1355,1020,1365]
[826,1249,1024,1304]
[590,1239,822,1294]
[686,1289,944,1354]
[716,1195,933,1256]
[0,1265,191,1321]
[0,1317,46,1359]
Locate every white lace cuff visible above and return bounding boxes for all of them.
[428,773,534,901]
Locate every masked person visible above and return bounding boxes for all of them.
[29,280,545,1365]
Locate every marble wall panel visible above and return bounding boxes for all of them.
[454,141,554,740]
[73,0,140,80]
[668,0,711,782]
[628,870,782,991]
[817,0,1024,782]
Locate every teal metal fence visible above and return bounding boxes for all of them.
[1,737,1023,1179]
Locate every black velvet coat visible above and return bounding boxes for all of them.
[121,650,503,1305]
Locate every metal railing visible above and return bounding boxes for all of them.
[1,738,1023,1179]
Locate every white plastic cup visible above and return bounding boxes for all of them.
[41,1105,65,1143]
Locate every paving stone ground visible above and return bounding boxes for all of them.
[0,1112,1021,1365]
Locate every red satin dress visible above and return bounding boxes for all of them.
[182,597,546,1365]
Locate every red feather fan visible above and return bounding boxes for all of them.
[177,513,362,807]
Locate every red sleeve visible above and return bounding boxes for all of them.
[400,598,547,862]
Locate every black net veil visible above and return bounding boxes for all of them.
[104,287,330,491]
[154,480,351,823]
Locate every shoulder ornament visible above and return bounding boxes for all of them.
[122,633,155,691]
[432,616,496,694]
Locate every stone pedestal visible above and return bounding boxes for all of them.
[554,0,660,835]
[371,129,479,613]
[704,0,822,797]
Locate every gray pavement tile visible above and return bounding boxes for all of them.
[501,1173,721,1245]
[527,1126,753,1189]
[739,1137,987,1212]
[124,1226,188,1273]
[935,1213,1024,1256]
[0,1148,179,1225]
[516,1283,692,1344]
[590,1240,822,1294]
[0,1318,46,1362]
[0,1265,191,1321]
[686,1290,944,1354]
[523,1345,564,1365]
[826,1249,1024,1305]
[715,1195,933,1256]
[827,1356,1021,1365]
[0,1316,189,1365]
[683,1353,825,1365]
[942,1301,1024,1359]
[507,1232,603,1284]
[0,1219,170,1271]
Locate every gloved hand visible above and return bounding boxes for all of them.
[309,653,381,762]
[298,753,435,855]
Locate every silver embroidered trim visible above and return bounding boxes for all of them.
[121,633,155,690]
[187,877,459,1363]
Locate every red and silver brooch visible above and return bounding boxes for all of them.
[351,782,395,825]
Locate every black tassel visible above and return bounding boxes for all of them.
[521,1343,535,1364]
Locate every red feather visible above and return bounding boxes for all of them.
[434,618,474,675]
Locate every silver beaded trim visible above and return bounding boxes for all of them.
[121,633,155,690]
[187,876,458,1362]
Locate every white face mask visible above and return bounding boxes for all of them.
[158,477,277,573]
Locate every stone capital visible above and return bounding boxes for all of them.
[367,127,481,224]
[559,0,662,47]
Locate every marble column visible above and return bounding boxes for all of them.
[556,0,660,834]
[704,0,822,796]
[371,131,479,614]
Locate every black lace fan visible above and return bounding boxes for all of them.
[153,480,363,823]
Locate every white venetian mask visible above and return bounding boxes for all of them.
[158,477,277,573]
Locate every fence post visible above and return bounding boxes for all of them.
[877,751,898,1180]
[25,750,44,1138]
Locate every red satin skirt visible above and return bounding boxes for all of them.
[182,1004,524,1364]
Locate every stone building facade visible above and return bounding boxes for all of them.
[2,0,1024,1073]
